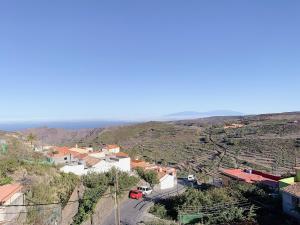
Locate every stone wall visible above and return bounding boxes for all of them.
[61,184,84,225]
[81,189,128,225]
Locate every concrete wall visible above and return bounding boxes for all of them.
[160,175,176,190]
[114,157,131,172]
[0,192,25,224]
[61,184,84,225]
[282,192,294,213]
[282,192,300,220]
[81,190,128,225]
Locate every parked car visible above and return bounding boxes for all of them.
[129,190,143,200]
[137,186,153,195]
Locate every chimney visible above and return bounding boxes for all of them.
[295,167,300,182]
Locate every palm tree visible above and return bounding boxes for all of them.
[27,133,37,149]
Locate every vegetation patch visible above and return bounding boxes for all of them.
[72,170,139,225]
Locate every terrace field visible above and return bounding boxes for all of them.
[67,112,300,177]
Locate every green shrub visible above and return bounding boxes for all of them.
[0,176,13,185]
[136,168,159,187]
[149,204,168,219]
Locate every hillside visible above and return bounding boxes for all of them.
[20,127,104,145]
[0,131,79,224]
[17,112,300,177]
[70,112,300,176]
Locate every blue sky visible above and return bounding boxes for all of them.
[0,0,299,121]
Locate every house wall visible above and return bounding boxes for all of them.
[50,154,78,165]
[61,184,84,225]
[108,147,120,153]
[60,165,85,176]
[91,157,131,173]
[282,192,300,220]
[160,175,176,190]
[0,192,25,224]
[282,192,294,213]
[115,157,131,172]
[60,157,131,176]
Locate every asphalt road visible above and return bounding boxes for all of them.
[102,179,186,225]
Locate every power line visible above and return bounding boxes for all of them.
[0,188,133,208]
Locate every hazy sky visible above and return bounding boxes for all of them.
[0,1,299,121]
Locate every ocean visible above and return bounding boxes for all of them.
[0,120,133,131]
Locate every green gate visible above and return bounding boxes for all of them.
[178,212,204,224]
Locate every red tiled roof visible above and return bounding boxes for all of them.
[0,183,22,204]
[132,159,144,163]
[114,152,129,157]
[47,147,86,159]
[47,146,71,157]
[221,169,279,187]
[104,144,120,149]
[76,153,88,160]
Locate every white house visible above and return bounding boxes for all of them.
[159,173,177,190]
[60,164,85,176]
[0,183,25,224]
[102,145,120,154]
[60,154,131,176]
[91,155,131,173]
[156,167,177,190]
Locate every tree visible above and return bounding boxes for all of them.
[27,133,37,149]
[143,170,159,187]
[135,168,159,187]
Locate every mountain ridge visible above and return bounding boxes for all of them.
[164,110,244,119]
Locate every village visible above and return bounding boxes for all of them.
[1,140,300,225]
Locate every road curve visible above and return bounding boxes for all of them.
[102,180,186,225]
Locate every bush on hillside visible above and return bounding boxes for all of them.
[136,168,159,187]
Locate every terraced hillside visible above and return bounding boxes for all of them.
[73,112,300,177]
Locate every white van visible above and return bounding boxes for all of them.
[137,186,153,195]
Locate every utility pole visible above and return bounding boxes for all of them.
[114,170,121,225]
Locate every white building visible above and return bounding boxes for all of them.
[60,155,131,176]
[153,167,177,190]
[0,183,25,224]
[91,156,131,173]
[102,145,120,154]
[60,164,85,176]
[159,173,177,190]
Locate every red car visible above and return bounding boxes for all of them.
[129,190,143,200]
